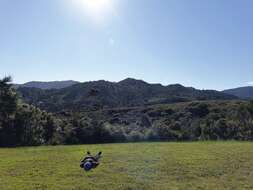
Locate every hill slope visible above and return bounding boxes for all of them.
[17,78,237,112]
[223,86,253,99]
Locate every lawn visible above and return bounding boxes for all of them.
[1,142,253,190]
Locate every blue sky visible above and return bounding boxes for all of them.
[0,0,253,90]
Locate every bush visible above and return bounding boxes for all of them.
[127,131,144,142]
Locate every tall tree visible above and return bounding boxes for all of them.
[0,76,18,146]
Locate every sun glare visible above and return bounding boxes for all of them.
[71,0,116,23]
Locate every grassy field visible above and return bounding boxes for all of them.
[1,142,253,190]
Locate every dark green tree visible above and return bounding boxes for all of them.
[0,76,18,146]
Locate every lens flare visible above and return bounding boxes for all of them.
[71,0,116,23]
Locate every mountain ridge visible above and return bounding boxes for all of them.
[17,78,237,112]
[14,80,79,90]
[223,86,253,99]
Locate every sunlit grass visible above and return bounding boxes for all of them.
[1,142,253,190]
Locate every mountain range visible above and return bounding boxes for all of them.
[17,78,237,112]
[15,80,253,100]
[223,87,253,100]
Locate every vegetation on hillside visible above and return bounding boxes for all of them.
[0,77,253,147]
[58,100,253,144]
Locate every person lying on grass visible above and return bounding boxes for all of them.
[80,151,102,171]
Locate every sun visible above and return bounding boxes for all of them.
[71,0,116,23]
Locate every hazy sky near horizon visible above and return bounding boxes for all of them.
[1,0,253,90]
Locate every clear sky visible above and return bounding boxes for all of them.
[0,0,253,90]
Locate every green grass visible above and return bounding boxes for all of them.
[1,142,253,190]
